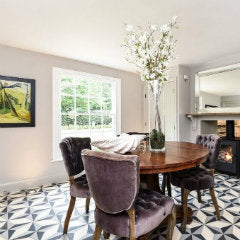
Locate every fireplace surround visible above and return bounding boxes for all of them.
[186,112,240,177]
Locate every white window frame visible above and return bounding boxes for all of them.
[52,67,121,162]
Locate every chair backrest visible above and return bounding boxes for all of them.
[82,149,140,214]
[196,134,221,169]
[59,137,91,176]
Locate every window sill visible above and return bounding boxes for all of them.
[51,158,63,163]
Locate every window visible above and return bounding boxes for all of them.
[53,68,121,161]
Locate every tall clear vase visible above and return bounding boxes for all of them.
[148,80,165,152]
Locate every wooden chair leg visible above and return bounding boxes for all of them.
[103,231,110,239]
[181,189,190,232]
[166,206,176,240]
[197,190,202,203]
[127,209,136,240]
[63,196,76,234]
[85,197,90,213]
[210,187,221,220]
[93,225,102,240]
[138,234,149,240]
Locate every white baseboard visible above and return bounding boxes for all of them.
[0,174,68,194]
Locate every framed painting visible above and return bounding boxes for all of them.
[0,75,35,127]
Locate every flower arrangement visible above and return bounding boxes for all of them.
[123,16,178,151]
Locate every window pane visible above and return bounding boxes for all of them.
[102,98,112,111]
[103,116,112,128]
[61,115,74,130]
[90,115,102,129]
[102,82,111,98]
[90,98,101,113]
[61,85,74,95]
[76,97,88,113]
[61,96,74,113]
[76,79,88,96]
[61,78,73,85]
[89,80,101,97]
[77,115,89,129]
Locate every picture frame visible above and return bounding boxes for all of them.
[0,75,35,127]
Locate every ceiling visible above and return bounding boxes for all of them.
[0,0,240,72]
[200,69,240,96]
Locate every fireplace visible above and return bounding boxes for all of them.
[216,139,240,177]
[215,120,240,178]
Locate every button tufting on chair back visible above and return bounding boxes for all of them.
[196,134,221,169]
[82,149,140,214]
[59,137,91,176]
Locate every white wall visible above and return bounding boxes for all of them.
[221,95,240,107]
[0,44,143,192]
[200,91,220,108]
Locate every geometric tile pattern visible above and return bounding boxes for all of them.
[0,173,240,240]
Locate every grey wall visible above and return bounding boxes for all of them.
[0,44,143,192]
[178,65,191,142]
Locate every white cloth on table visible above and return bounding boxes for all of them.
[91,133,145,154]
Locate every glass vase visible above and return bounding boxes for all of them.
[148,80,165,152]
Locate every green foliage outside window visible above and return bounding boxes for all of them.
[90,115,101,129]
[61,96,74,113]
[61,115,74,129]
[77,115,89,129]
[76,79,88,95]
[102,83,111,98]
[76,97,88,113]
[61,78,72,84]
[90,98,101,113]
[61,78,113,130]
[89,80,101,97]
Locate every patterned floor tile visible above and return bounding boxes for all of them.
[0,173,240,239]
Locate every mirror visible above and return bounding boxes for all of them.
[195,64,240,112]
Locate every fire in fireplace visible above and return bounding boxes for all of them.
[216,139,239,177]
[220,145,233,163]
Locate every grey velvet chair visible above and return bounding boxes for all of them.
[170,134,222,231]
[59,137,91,234]
[82,149,176,240]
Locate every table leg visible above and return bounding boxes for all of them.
[163,173,172,197]
[140,174,162,193]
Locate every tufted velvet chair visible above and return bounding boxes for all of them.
[170,134,222,231]
[59,137,91,234]
[82,149,176,240]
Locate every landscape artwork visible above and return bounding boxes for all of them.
[0,75,35,127]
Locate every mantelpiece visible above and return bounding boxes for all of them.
[186,112,240,118]
[186,112,240,131]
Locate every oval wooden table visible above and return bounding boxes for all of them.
[131,141,210,223]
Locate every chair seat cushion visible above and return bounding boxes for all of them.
[70,175,90,198]
[170,167,214,191]
[95,189,174,238]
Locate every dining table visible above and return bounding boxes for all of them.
[131,141,210,223]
